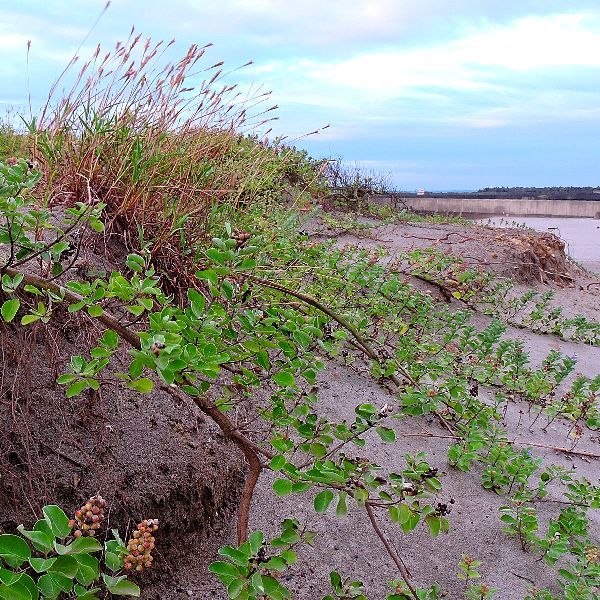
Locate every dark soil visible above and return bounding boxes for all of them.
[0,253,245,593]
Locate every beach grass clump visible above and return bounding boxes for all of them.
[26,30,321,291]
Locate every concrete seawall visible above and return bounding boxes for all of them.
[401,197,600,218]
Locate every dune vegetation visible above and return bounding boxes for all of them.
[0,32,599,600]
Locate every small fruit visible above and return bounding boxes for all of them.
[71,495,107,537]
[124,519,159,571]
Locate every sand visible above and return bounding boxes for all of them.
[145,215,600,599]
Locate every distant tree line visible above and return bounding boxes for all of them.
[399,186,600,200]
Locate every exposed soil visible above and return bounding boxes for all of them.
[0,242,245,592]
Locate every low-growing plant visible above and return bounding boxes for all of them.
[0,499,154,599]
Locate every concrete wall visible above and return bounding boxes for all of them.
[401,197,600,218]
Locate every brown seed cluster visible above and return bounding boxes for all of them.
[234,231,251,248]
[124,519,159,572]
[69,495,107,537]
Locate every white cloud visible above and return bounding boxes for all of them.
[244,11,600,139]
[305,13,600,96]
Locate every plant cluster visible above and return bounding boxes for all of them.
[0,501,151,599]
[124,520,158,572]
[396,248,600,345]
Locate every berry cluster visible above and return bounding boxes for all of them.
[234,231,251,248]
[69,495,107,537]
[124,519,159,571]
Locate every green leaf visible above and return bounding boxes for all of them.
[86,305,104,318]
[218,546,248,567]
[37,572,72,598]
[43,505,71,539]
[14,573,38,600]
[74,554,99,586]
[270,456,287,471]
[314,490,334,513]
[280,550,297,565]
[17,525,54,554]
[425,515,442,537]
[272,479,293,497]
[209,561,239,578]
[49,555,79,578]
[0,534,31,568]
[68,301,86,313]
[0,582,32,600]
[262,574,289,596]
[101,575,140,597]
[125,305,145,317]
[293,330,311,348]
[250,572,264,594]
[401,512,420,533]
[1,299,20,322]
[291,482,311,493]
[74,586,100,599]
[248,531,264,555]
[103,551,122,572]
[0,568,21,586]
[376,427,396,443]
[126,378,154,394]
[389,503,411,525]
[55,536,101,555]
[336,493,348,517]
[66,380,89,398]
[273,371,295,387]
[196,269,218,286]
[20,314,40,325]
[330,571,342,588]
[138,297,153,311]
[309,443,327,458]
[227,578,244,597]
[28,557,56,573]
[255,350,271,371]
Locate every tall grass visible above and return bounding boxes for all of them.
[28,30,317,290]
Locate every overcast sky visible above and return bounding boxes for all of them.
[2,1,600,190]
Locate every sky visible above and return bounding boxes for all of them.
[1,1,600,190]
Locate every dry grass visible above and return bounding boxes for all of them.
[27,30,309,290]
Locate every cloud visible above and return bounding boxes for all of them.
[237,10,600,146]
[1,1,600,188]
[304,14,600,96]
[181,0,600,52]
